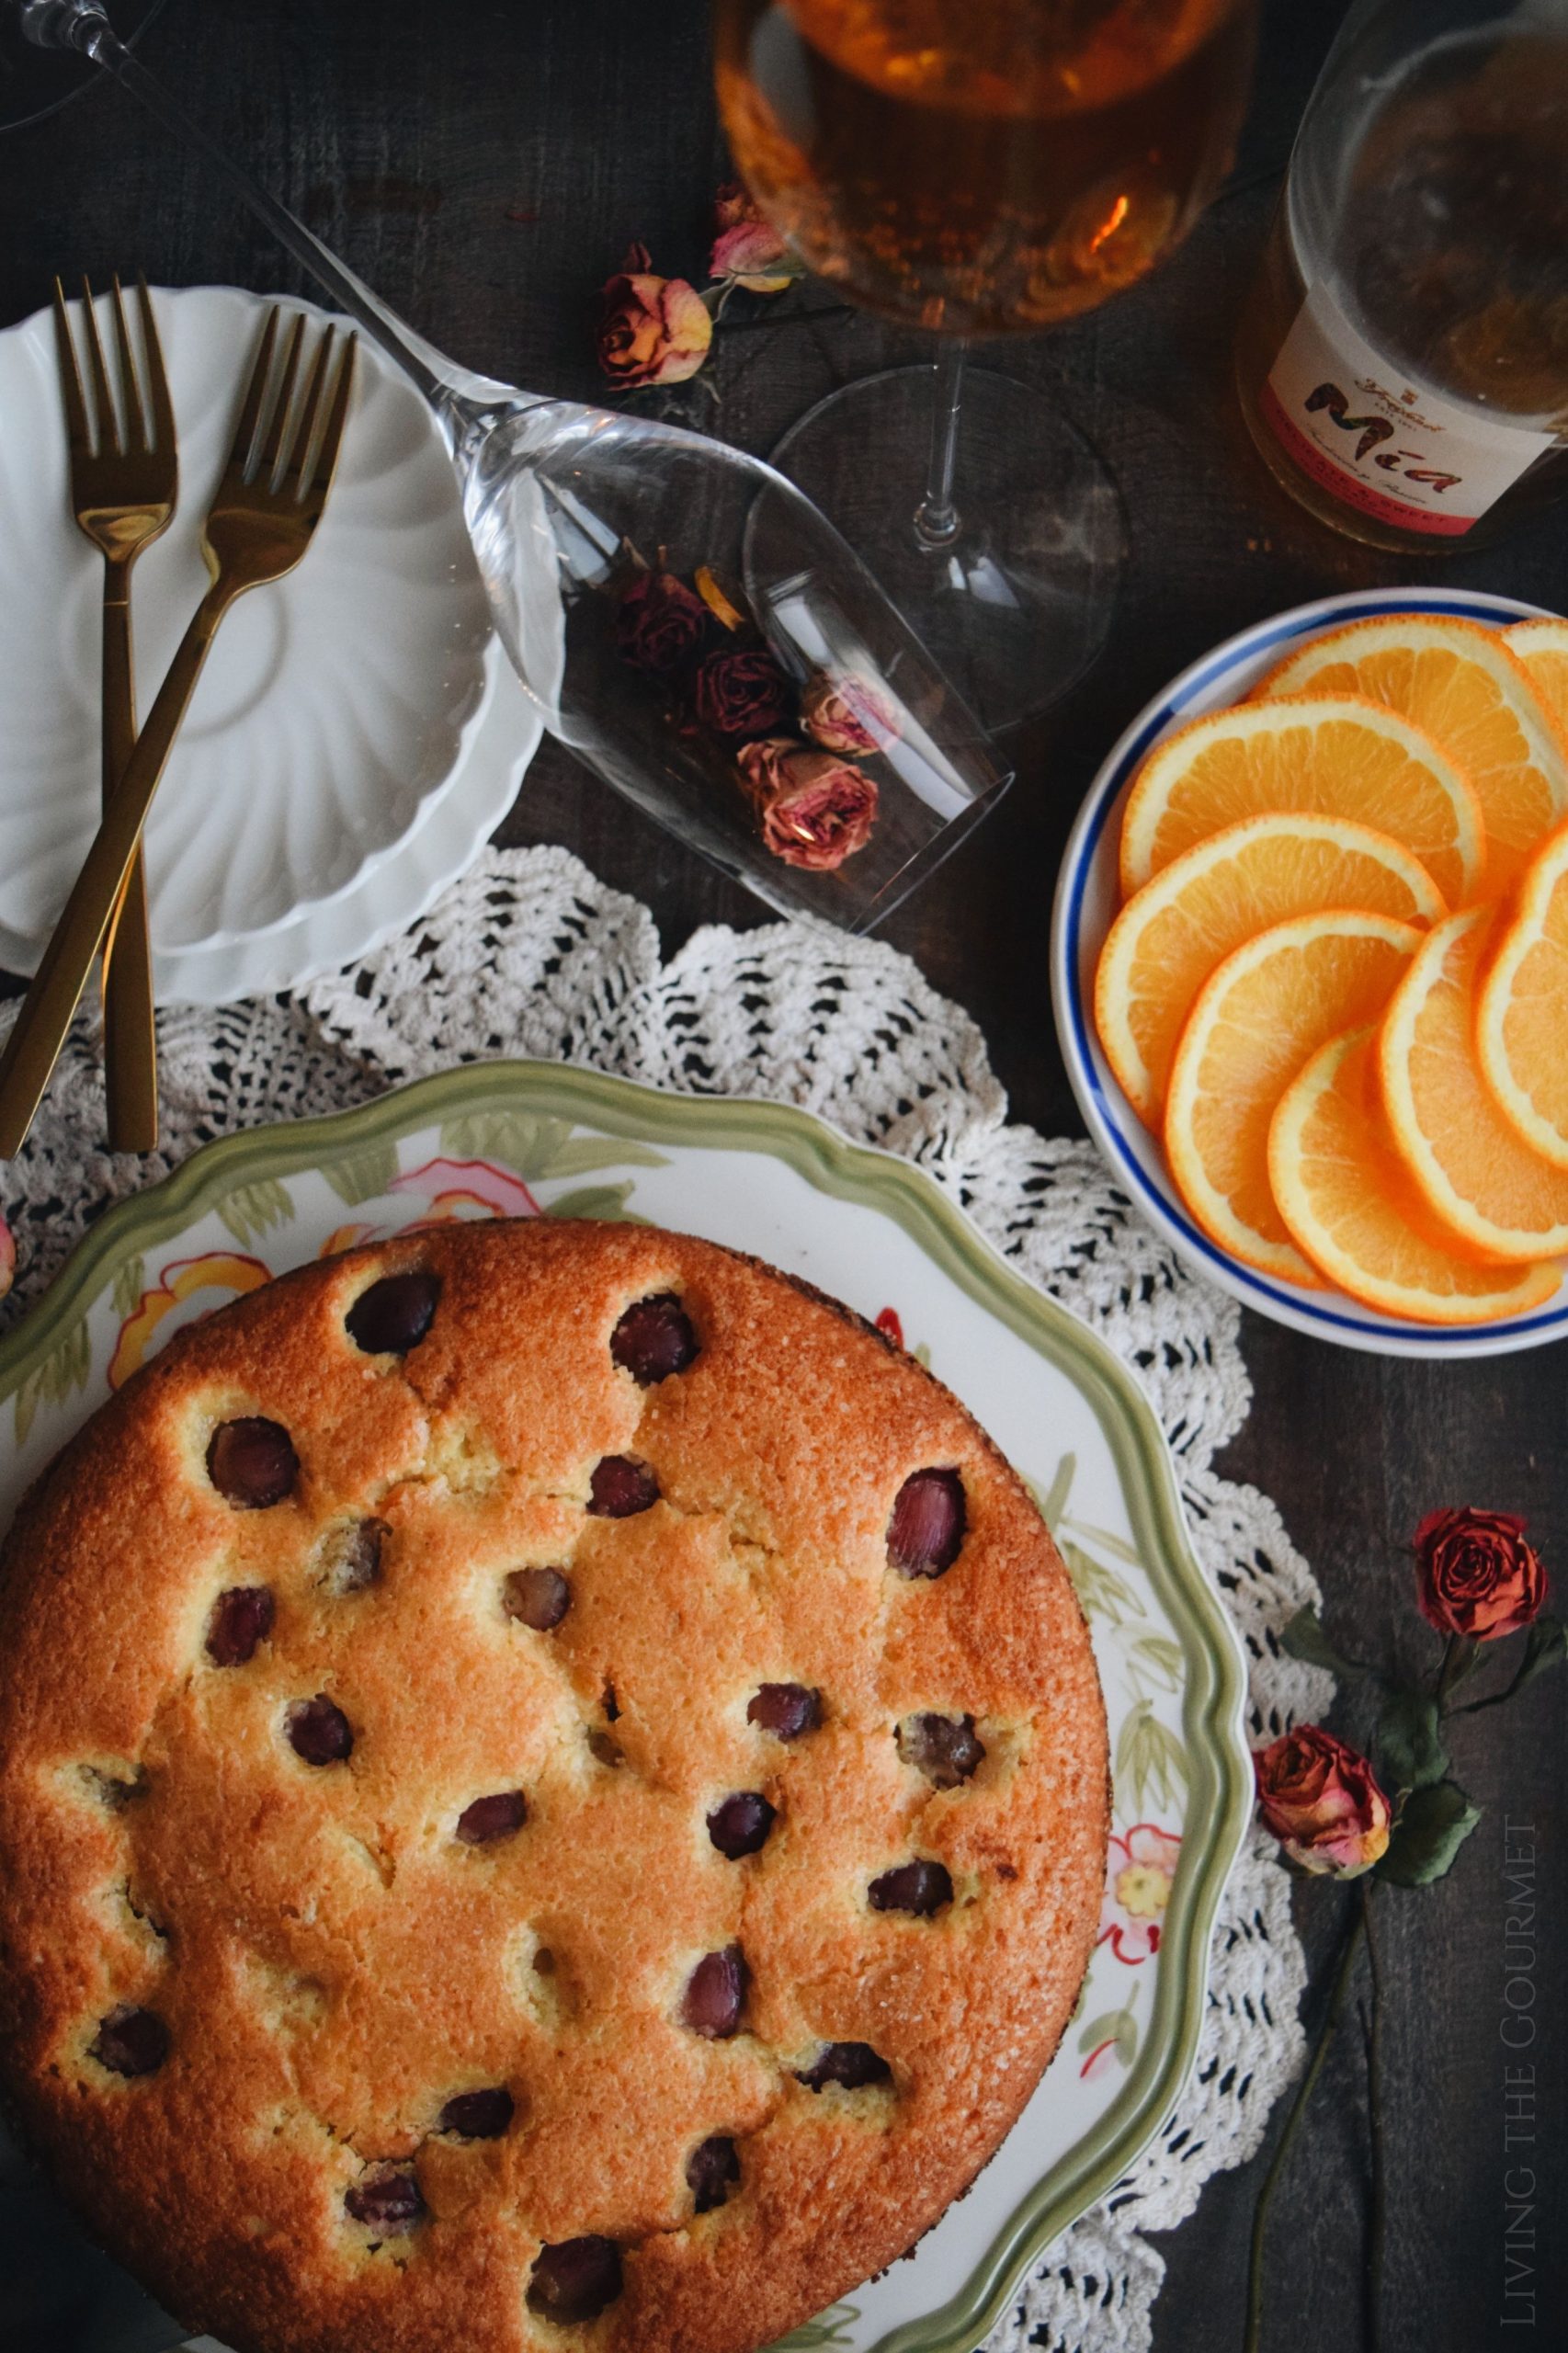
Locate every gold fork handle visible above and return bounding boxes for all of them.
[100,568,160,1154]
[0,581,233,1162]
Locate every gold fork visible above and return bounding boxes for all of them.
[0,305,357,1161]
[53,275,176,1154]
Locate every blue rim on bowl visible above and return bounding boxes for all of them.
[1050,585,1565,1360]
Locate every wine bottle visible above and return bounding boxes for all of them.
[1235,0,1568,554]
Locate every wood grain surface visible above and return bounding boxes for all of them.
[0,6,1562,2352]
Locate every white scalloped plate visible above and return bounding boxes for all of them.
[0,284,494,961]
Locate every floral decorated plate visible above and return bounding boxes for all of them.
[0,1063,1250,2353]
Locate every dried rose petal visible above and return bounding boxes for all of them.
[736,737,879,871]
[887,1469,966,1577]
[205,1585,275,1667]
[707,1791,775,1858]
[616,566,709,676]
[610,1293,699,1384]
[528,2237,624,2323]
[800,671,901,755]
[345,2166,425,2234]
[693,648,793,743]
[868,1859,953,1916]
[681,1947,747,2038]
[207,1417,298,1510]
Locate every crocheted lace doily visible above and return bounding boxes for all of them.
[0,845,1330,2353]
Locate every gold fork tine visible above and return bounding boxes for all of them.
[223,303,282,478]
[280,326,336,496]
[76,276,119,459]
[136,277,176,454]
[51,278,91,457]
[303,336,357,505]
[254,311,306,485]
[108,275,148,455]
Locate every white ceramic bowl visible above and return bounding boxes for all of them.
[1051,585,1567,1359]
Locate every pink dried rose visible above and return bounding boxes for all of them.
[597,244,713,388]
[710,183,798,293]
[693,648,793,742]
[800,670,901,755]
[616,568,709,678]
[0,1213,13,1302]
[736,737,879,871]
[1254,1726,1392,1879]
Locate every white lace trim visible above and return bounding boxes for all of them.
[0,844,1331,2353]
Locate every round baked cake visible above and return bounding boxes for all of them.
[0,1218,1108,2353]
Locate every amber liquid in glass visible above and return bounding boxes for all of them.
[714,0,1255,336]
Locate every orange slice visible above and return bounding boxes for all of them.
[1475,816,1568,1169]
[1164,910,1423,1285]
[1379,906,1568,1262]
[1506,618,1568,743]
[1118,695,1481,908]
[1094,812,1445,1126]
[1267,1029,1561,1325]
[1256,615,1568,893]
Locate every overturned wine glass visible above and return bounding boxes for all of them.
[14,0,1010,931]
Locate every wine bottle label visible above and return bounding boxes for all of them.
[1259,281,1556,537]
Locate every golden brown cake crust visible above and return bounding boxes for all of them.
[0,1218,1108,2353]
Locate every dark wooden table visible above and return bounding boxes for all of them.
[1,6,1563,2351]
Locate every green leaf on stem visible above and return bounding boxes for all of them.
[1376,1779,1481,1887]
[1513,1614,1568,1693]
[1375,1688,1449,1793]
[1280,1605,1366,1680]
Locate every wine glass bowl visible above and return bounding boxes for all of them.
[714,0,1256,336]
[714,0,1258,729]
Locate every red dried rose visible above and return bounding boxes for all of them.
[710,184,797,293]
[1414,1507,1547,1642]
[0,1213,13,1303]
[597,244,713,388]
[800,670,901,755]
[736,737,879,871]
[693,648,793,742]
[1254,1726,1392,1878]
[616,569,709,678]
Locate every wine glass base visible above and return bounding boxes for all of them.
[771,365,1128,733]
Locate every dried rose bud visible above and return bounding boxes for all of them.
[1254,1726,1391,1878]
[1414,1507,1547,1642]
[694,648,794,743]
[736,738,879,872]
[710,184,798,293]
[597,244,713,388]
[800,671,901,756]
[616,568,709,679]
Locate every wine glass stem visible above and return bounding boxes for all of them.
[914,339,968,550]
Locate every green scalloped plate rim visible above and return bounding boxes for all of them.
[0,1061,1252,2353]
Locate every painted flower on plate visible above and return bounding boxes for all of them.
[1098,1822,1181,1961]
[109,1251,273,1389]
